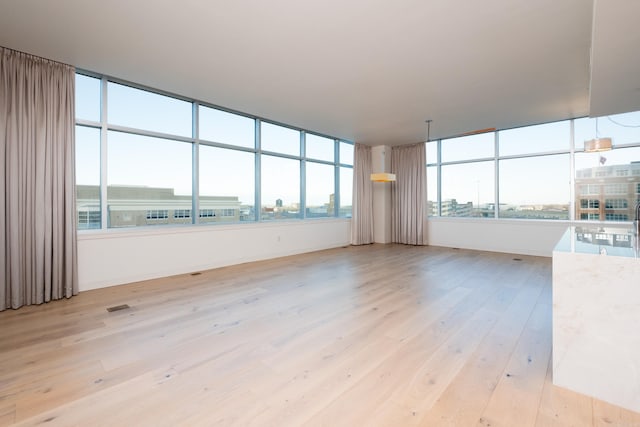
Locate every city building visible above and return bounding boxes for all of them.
[76,185,242,229]
[440,199,473,217]
[575,162,640,221]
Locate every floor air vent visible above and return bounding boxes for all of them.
[106,304,130,312]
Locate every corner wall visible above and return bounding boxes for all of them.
[369,143,568,257]
[372,145,392,243]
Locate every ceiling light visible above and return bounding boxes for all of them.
[584,117,612,152]
[369,143,395,182]
[584,137,612,152]
[370,172,396,182]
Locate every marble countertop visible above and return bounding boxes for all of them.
[554,225,638,258]
[553,224,640,412]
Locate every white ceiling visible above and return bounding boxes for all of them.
[0,0,638,145]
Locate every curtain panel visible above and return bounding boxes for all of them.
[350,143,374,245]
[391,143,427,245]
[1,47,78,310]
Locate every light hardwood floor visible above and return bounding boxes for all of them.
[1,244,639,426]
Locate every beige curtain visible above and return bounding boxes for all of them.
[350,143,374,245]
[1,47,78,311]
[391,143,427,245]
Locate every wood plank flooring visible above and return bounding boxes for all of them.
[1,244,639,426]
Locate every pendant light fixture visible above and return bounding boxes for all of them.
[370,172,396,182]
[369,133,397,183]
[370,147,396,183]
[584,117,612,152]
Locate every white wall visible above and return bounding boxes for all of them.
[77,197,570,294]
[78,219,350,291]
[427,217,569,257]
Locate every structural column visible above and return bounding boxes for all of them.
[372,145,392,243]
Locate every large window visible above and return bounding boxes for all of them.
[441,132,493,163]
[426,141,438,216]
[199,146,255,222]
[574,114,640,224]
[74,72,353,229]
[499,154,569,219]
[107,132,192,228]
[75,74,100,122]
[261,122,300,156]
[429,112,640,222]
[75,125,101,229]
[339,167,353,218]
[199,106,254,148]
[339,141,354,166]
[306,133,334,162]
[337,140,354,218]
[306,162,335,218]
[261,155,300,220]
[441,161,494,217]
[575,144,640,223]
[499,121,570,156]
[107,82,192,137]
[575,114,640,147]
[440,133,495,217]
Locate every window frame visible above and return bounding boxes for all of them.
[74,70,354,230]
[428,116,640,223]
